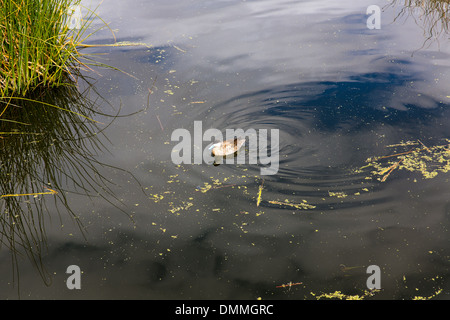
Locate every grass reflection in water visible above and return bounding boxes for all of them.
[0,80,135,287]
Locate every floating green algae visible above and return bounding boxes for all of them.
[356,139,450,182]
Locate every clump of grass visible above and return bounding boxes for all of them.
[0,0,93,96]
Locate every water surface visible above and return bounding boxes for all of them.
[1,0,450,299]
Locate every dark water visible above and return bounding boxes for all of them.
[1,0,450,299]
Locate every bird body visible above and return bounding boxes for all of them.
[209,138,245,157]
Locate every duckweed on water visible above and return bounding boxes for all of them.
[412,288,443,300]
[268,199,316,210]
[310,290,379,300]
[143,139,449,298]
[328,191,348,198]
[356,139,450,182]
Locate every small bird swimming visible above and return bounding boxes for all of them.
[208,138,245,166]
